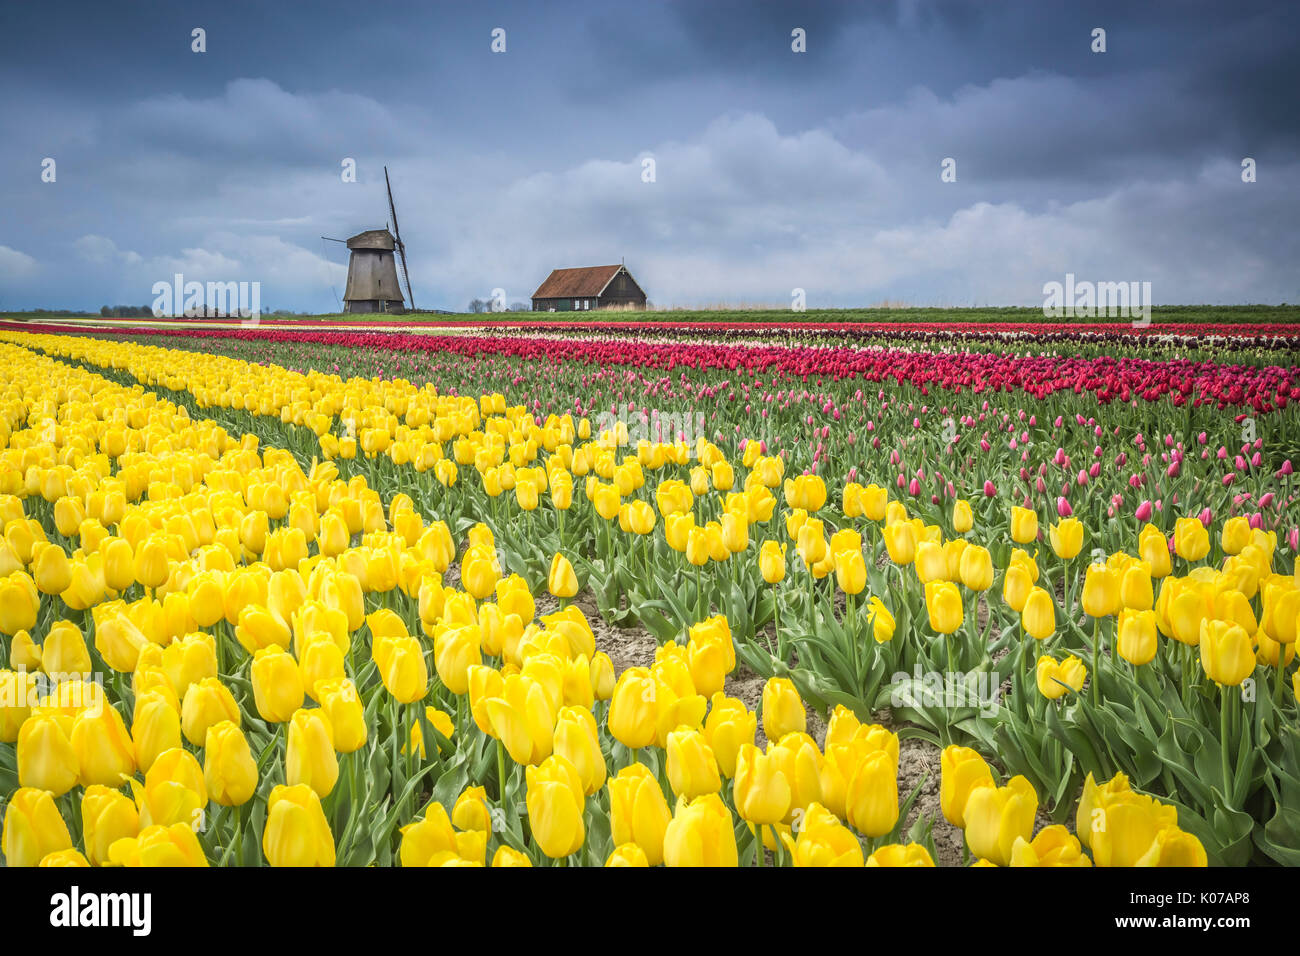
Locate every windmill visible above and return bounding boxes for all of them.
[325,166,417,314]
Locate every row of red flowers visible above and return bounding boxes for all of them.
[54,315,1300,340]
[6,321,1296,412]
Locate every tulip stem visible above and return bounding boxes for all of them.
[771,583,782,661]
[1063,558,1074,632]
[496,738,508,801]
[1220,687,1233,803]
[695,564,704,622]
[1090,617,1101,708]
[847,594,860,685]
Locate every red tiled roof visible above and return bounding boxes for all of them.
[531,265,623,299]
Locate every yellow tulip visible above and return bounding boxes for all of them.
[1199,619,1255,686]
[492,845,533,867]
[952,498,973,534]
[161,632,217,698]
[859,484,888,521]
[761,677,805,742]
[70,704,137,787]
[865,842,936,867]
[1010,506,1038,544]
[0,669,37,742]
[703,693,756,779]
[251,644,305,723]
[759,540,786,584]
[40,621,92,678]
[608,762,672,865]
[17,713,80,796]
[1174,516,1210,562]
[108,822,209,867]
[525,754,586,859]
[940,745,994,828]
[0,572,39,635]
[1009,825,1092,867]
[913,541,947,584]
[1036,655,1087,700]
[313,678,367,753]
[1117,609,1158,666]
[484,673,555,765]
[1089,790,1181,867]
[607,667,658,750]
[286,707,338,797]
[263,783,335,866]
[434,623,482,697]
[180,677,241,746]
[1021,586,1056,640]
[547,552,579,599]
[2,787,73,867]
[552,705,606,795]
[882,521,916,565]
[131,747,207,828]
[373,633,429,703]
[834,547,868,595]
[665,727,722,800]
[783,801,865,867]
[234,605,293,655]
[80,785,140,866]
[925,580,963,634]
[663,793,738,867]
[606,843,650,867]
[452,786,492,833]
[1081,563,1121,617]
[31,542,73,596]
[131,689,181,773]
[958,545,994,591]
[867,597,895,643]
[963,775,1038,866]
[9,630,42,672]
[686,616,735,698]
[1138,523,1172,577]
[1049,518,1083,560]
[1133,826,1208,867]
[845,748,898,837]
[1221,516,1251,555]
[732,741,791,825]
[1120,563,1154,610]
[203,720,259,807]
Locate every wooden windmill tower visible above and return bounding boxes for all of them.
[337,167,417,314]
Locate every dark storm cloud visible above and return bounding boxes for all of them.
[0,0,1295,312]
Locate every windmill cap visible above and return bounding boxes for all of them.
[346,229,396,250]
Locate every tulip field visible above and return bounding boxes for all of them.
[0,316,1298,868]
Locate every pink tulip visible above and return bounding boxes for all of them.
[1135,500,1152,521]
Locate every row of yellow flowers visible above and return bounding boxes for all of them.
[1,333,1292,867]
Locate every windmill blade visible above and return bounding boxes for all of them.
[385,166,416,311]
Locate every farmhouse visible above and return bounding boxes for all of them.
[530,264,647,312]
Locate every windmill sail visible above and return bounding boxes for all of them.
[385,166,416,311]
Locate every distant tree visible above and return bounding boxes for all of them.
[508,301,529,312]
[468,298,487,313]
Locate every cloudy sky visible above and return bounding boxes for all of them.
[2,0,1296,312]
